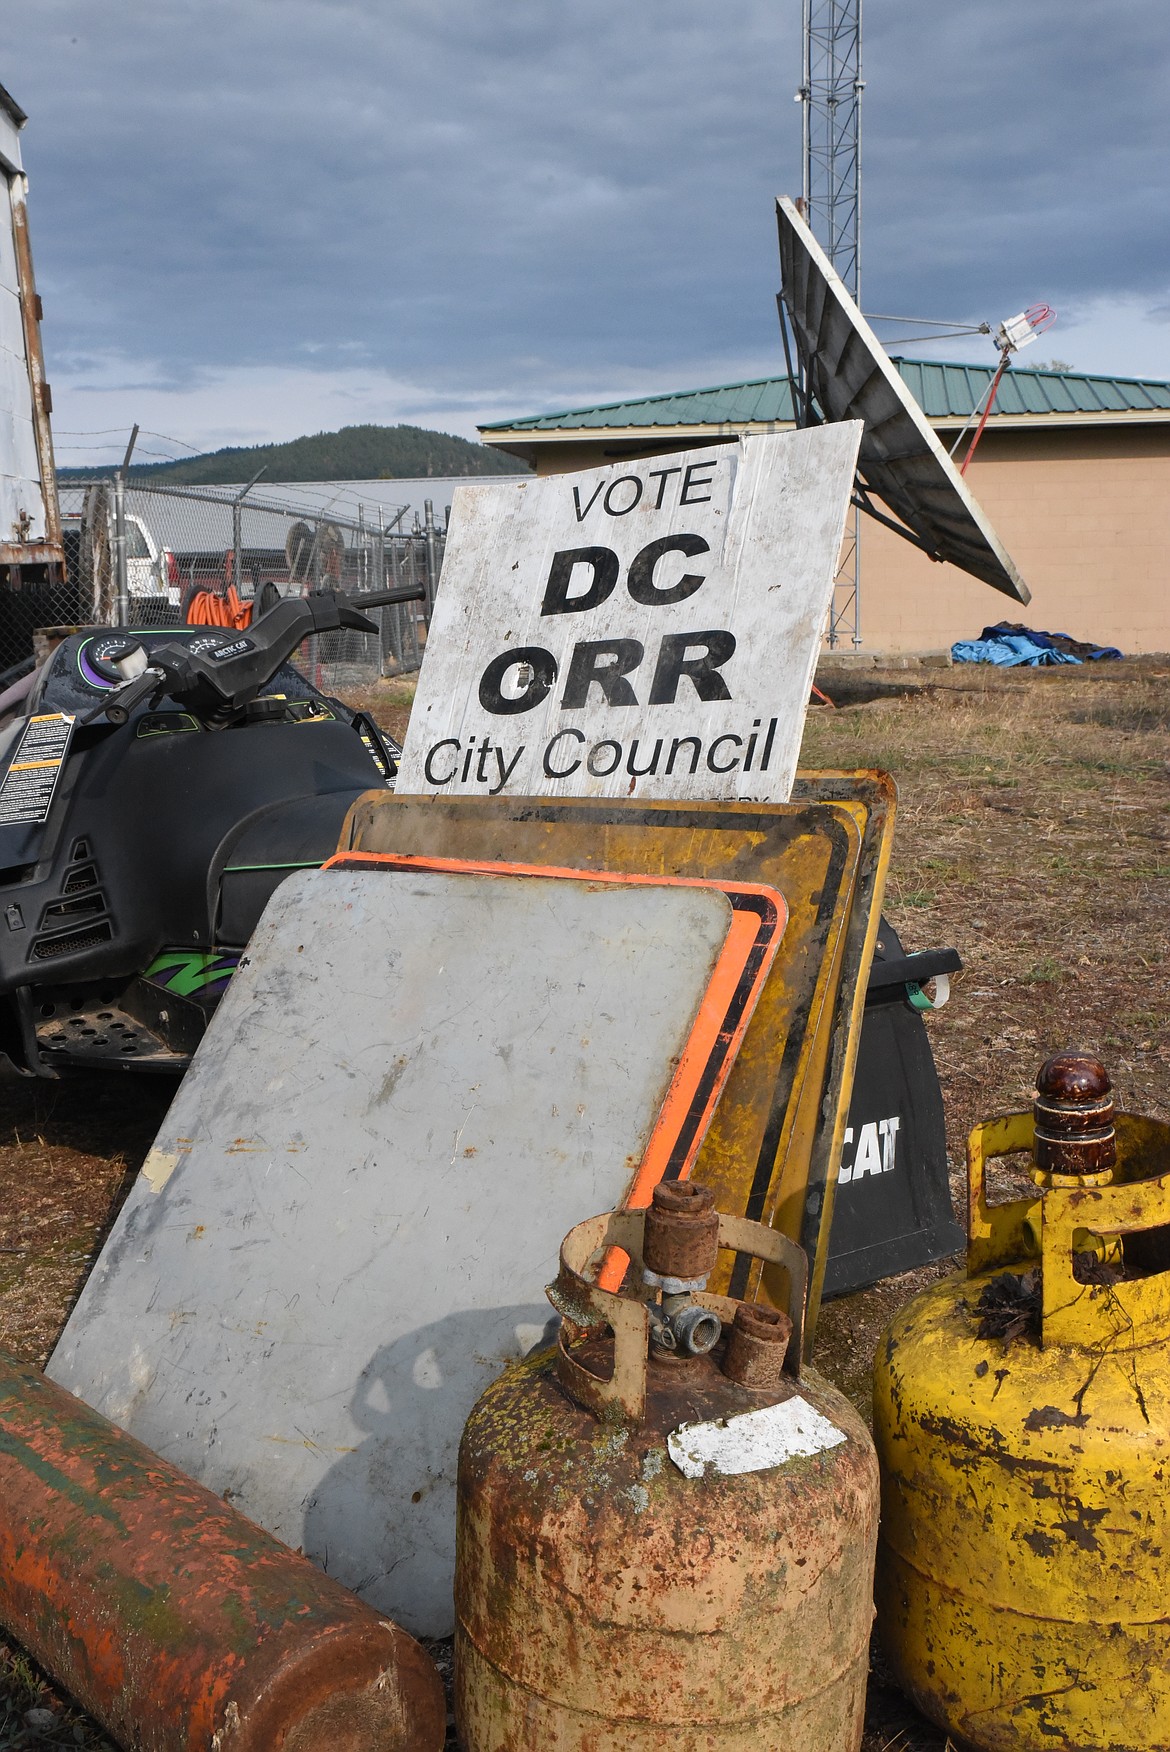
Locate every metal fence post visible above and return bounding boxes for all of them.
[232,467,265,599]
[386,533,404,668]
[423,499,437,618]
[113,424,138,623]
[113,472,127,624]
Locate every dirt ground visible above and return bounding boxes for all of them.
[1,656,1167,1749]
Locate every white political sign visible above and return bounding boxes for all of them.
[397,424,862,804]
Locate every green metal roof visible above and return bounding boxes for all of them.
[480,378,797,434]
[895,359,1170,419]
[480,359,1170,435]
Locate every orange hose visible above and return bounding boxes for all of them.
[186,586,252,630]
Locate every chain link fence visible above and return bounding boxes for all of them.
[0,479,449,685]
[0,572,83,677]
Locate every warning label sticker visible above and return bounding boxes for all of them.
[0,714,76,827]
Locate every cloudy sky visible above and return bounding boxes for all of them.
[5,1,1169,464]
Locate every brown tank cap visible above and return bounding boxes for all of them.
[1036,1053,1112,1102]
[1033,1050,1116,1178]
[644,1181,719,1282]
[722,1301,793,1390]
[651,1181,714,1217]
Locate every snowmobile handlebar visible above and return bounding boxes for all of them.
[85,585,427,727]
[101,667,169,726]
[348,585,428,611]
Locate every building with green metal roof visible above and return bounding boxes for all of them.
[481,360,1170,465]
[480,360,1170,655]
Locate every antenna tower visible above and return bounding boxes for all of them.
[798,0,863,646]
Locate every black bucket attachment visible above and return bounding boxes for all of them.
[823,918,964,1296]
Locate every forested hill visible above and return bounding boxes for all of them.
[58,423,527,484]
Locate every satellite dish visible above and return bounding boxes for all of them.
[776,195,1029,604]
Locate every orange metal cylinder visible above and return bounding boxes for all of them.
[454,1204,878,1752]
[0,1352,444,1752]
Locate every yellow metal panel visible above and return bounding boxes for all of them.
[965,1111,1041,1276]
[341,786,888,1339]
[789,772,895,1342]
[690,802,865,1307]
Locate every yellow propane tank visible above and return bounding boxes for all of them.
[875,1053,1170,1751]
[455,1182,879,1752]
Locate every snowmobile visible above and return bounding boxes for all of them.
[0,587,411,1077]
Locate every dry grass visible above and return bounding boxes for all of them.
[0,1076,170,1368]
[806,659,1170,1148]
[0,657,1166,1749]
[0,1641,116,1751]
[819,658,1170,1751]
[345,674,417,749]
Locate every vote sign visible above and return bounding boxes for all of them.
[397,424,862,804]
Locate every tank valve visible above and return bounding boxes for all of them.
[642,1182,723,1355]
[1033,1050,1116,1181]
[549,1194,807,1424]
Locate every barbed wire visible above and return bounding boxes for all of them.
[55,426,204,454]
[57,443,195,461]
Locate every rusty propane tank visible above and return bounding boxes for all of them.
[0,1351,444,1752]
[456,1182,879,1752]
[874,1053,1170,1751]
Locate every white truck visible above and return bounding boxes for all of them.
[60,496,180,620]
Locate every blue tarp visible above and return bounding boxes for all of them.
[952,632,1080,666]
[952,622,1123,667]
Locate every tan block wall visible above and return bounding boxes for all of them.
[850,425,1170,656]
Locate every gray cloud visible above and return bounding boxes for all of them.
[5,0,1169,445]
[861,0,1170,324]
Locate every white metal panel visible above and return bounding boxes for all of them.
[0,277,23,359]
[0,186,17,290]
[50,867,735,1636]
[0,324,32,411]
[0,407,40,537]
[0,103,21,176]
[397,425,861,806]
[777,196,1029,603]
[0,174,45,543]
